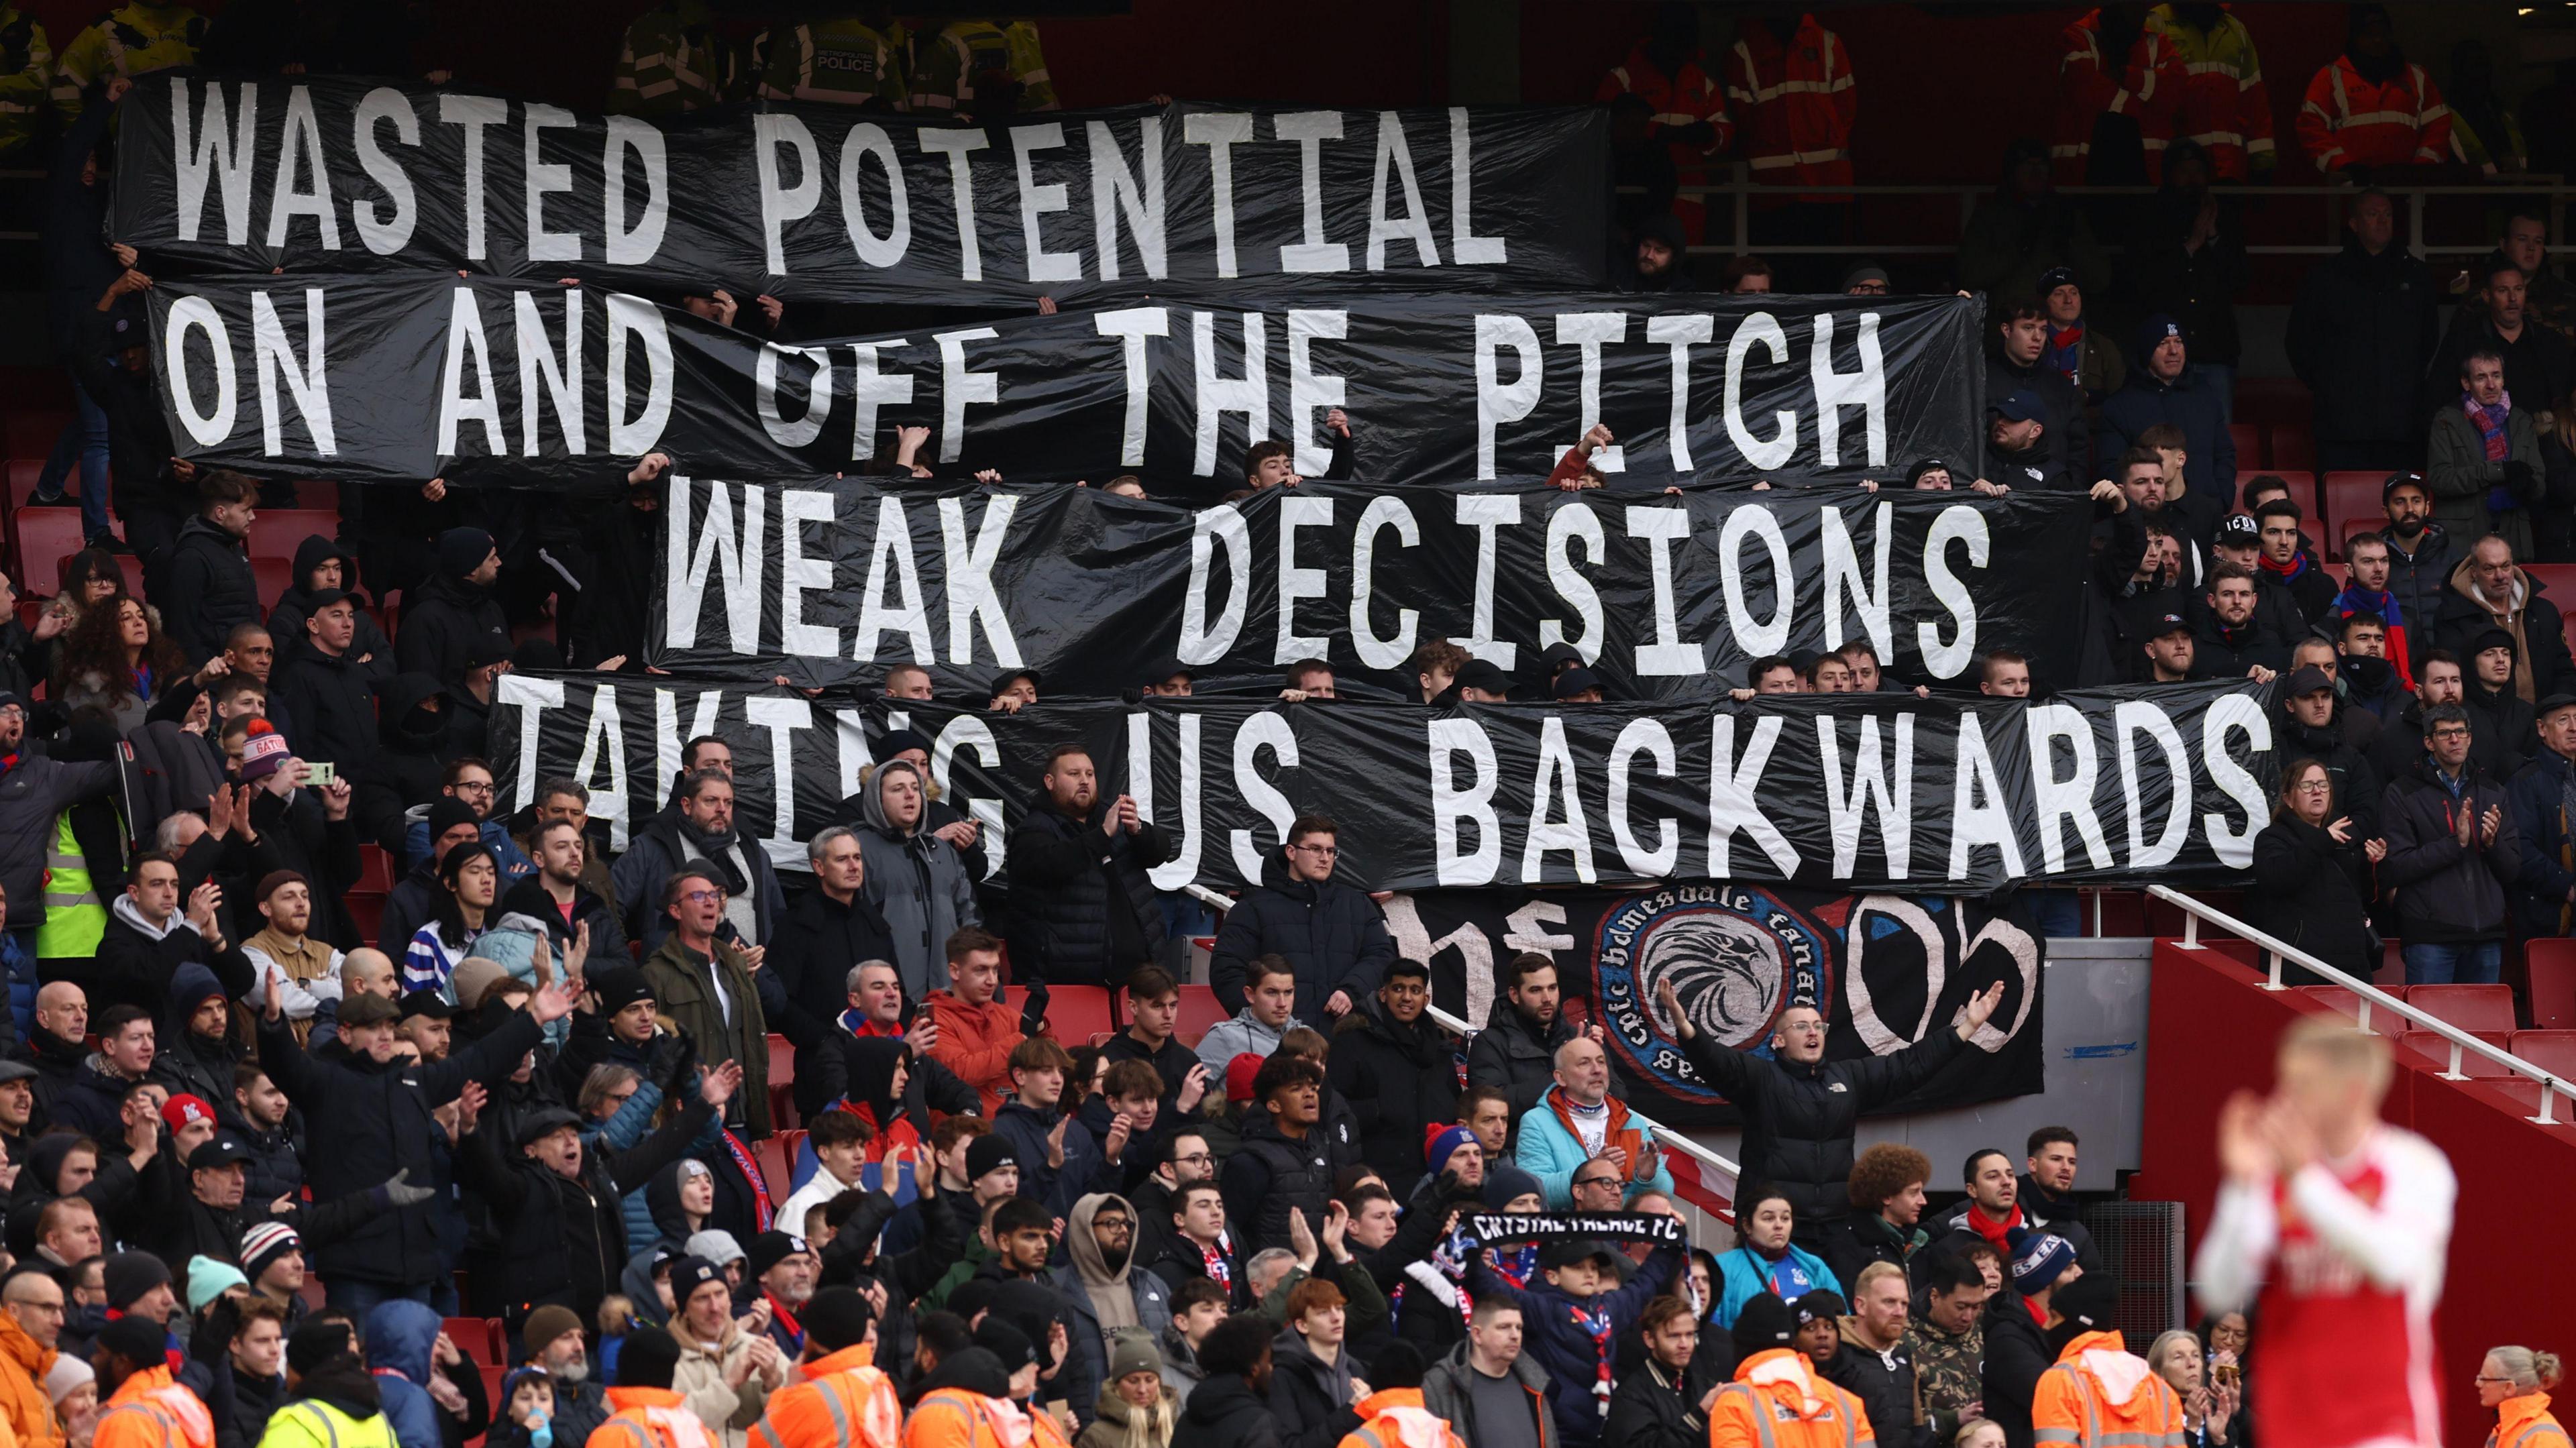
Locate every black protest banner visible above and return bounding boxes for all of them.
[1467,1213,1686,1246]
[488,677,2276,895]
[144,276,1984,498]
[1387,885,2046,1130]
[646,478,2092,701]
[109,74,1603,305]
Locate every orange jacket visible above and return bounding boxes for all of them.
[2140,5,2274,178]
[1723,15,1855,196]
[2488,1392,2571,1448]
[589,1388,719,1448]
[2298,55,2450,173]
[91,1368,210,1448]
[2051,11,2186,182]
[922,991,1026,1115]
[900,1390,1073,1448]
[2032,1331,2187,1448]
[0,1313,60,1448]
[751,1345,900,1448]
[1338,1388,1468,1448]
[1707,1349,1874,1448]
[1597,42,1732,224]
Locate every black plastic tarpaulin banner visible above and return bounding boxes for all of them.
[645,478,2094,700]
[1387,885,2047,1131]
[142,277,1985,498]
[488,675,2276,895]
[107,74,1605,306]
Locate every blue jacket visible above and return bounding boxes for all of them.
[2508,746,2576,938]
[1512,1094,1676,1209]
[401,814,535,881]
[5,931,32,1043]
[2096,366,2237,511]
[362,1300,444,1448]
[1468,1243,1683,1448]
[1713,1243,1841,1329]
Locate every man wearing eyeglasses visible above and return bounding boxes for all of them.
[640,865,774,1137]
[1210,814,1396,1025]
[2378,700,2521,985]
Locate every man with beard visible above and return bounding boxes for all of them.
[497,817,626,970]
[2332,534,2414,689]
[1053,1192,1173,1414]
[2465,628,2540,771]
[515,1304,609,1448]
[2371,650,2505,783]
[611,769,784,954]
[745,1231,820,1359]
[1467,954,1613,1148]
[2379,474,2454,658]
[1006,745,1177,993]
[2192,565,2290,680]
[2438,533,2575,705]
[2337,614,2410,724]
[1516,1037,1672,1209]
[1324,960,1456,1200]
[2279,665,2383,839]
[0,1060,33,1169]
[239,874,342,1038]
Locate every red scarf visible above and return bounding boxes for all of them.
[764,1290,802,1351]
[1966,1201,2022,1252]
[1545,1087,1650,1182]
[712,1128,775,1233]
[1197,1236,1232,1297]
[1572,1301,1615,1418]
[2257,550,2310,581]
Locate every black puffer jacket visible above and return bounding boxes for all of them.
[765,885,898,1048]
[1822,1326,1925,1448]
[2287,235,2439,449]
[394,572,508,693]
[1218,1109,1334,1256]
[1982,1292,2055,1448]
[254,1006,543,1290]
[1325,996,1456,1199]
[158,514,263,664]
[1209,849,1396,1023]
[1673,1024,1966,1231]
[2377,755,2521,944]
[270,536,393,667]
[457,1094,712,1322]
[1004,789,1177,990]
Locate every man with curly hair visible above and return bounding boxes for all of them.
[1819,1142,1934,1292]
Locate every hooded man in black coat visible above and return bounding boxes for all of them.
[769,824,899,1049]
[2279,665,2384,839]
[396,527,511,695]
[1323,960,1456,1200]
[1004,744,1178,992]
[1662,977,2005,1247]
[269,536,393,669]
[1208,816,1395,1025]
[157,471,264,665]
[1984,296,2092,492]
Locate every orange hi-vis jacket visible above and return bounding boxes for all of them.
[2032,1331,2188,1448]
[1723,14,1855,197]
[91,1368,211,1448]
[1338,1387,1469,1448]
[2140,4,2274,178]
[2297,54,2450,173]
[2488,1392,2571,1448]
[900,1389,1073,1448]
[1597,43,1731,235]
[589,1388,719,1448]
[1707,1349,1876,1448]
[2052,9,2186,182]
[751,1343,902,1448]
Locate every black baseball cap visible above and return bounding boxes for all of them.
[2216,514,2261,546]
[1456,659,1512,696]
[188,1136,257,1171]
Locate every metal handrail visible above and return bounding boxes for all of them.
[2145,883,2574,1125]
[1179,881,1744,1202]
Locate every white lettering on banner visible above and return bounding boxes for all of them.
[1646,314,1711,471]
[836,122,910,268]
[1286,310,1350,478]
[1139,712,1205,891]
[932,716,1008,879]
[1607,718,1680,877]
[1821,713,1915,880]
[663,479,764,653]
[1348,496,1420,669]
[938,495,1023,667]
[1707,714,1799,876]
[1094,308,1166,467]
[853,495,932,663]
[1191,311,1267,475]
[757,343,834,449]
[604,292,673,454]
[2114,699,2192,871]
[515,290,583,455]
[1554,313,1627,471]
[604,116,669,266]
[172,80,258,246]
[1366,110,1440,271]
[1429,718,1501,886]
[1917,504,1987,679]
[351,89,421,254]
[779,488,838,657]
[653,687,722,824]
[436,287,505,456]
[2200,692,2272,867]
[1540,503,1604,662]
[1842,896,1945,1054]
[1178,504,1250,664]
[1810,311,1887,467]
[1447,108,1507,266]
[1010,122,1082,283]
[250,290,334,457]
[1181,112,1252,279]
[744,698,814,869]
[918,127,989,282]
[1723,311,1796,471]
[1947,714,2025,881]
[835,709,873,800]
[1474,314,1542,480]
[2027,703,2114,874]
[933,327,1000,462]
[268,87,341,249]
[1380,893,1497,1025]
[1230,711,1298,882]
[1718,506,1793,659]
[572,683,631,848]
[1272,111,1349,273]
[846,339,912,460]
[1523,717,1597,884]
[1627,506,1702,675]
[436,94,506,260]
[1089,117,1167,282]
[164,296,237,449]
[523,103,582,262]
[498,673,564,812]
[1274,496,1334,664]
[1821,502,1892,657]
[1447,495,1520,669]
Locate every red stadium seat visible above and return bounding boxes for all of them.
[1040,986,1114,1045]
[2268,424,2314,472]
[443,1318,498,1364]
[1175,985,1228,1046]
[2298,985,2365,1021]
[354,845,394,893]
[2404,984,2516,1034]
[246,509,339,561]
[767,1033,794,1085]
[2227,422,2264,469]
[5,459,45,512]
[2508,1030,2576,1080]
[2319,472,2383,561]
[2524,564,2576,610]
[2398,1029,2513,1077]
[347,895,384,942]
[11,507,87,586]
[2527,939,2576,1029]
[753,1135,793,1198]
[252,556,292,610]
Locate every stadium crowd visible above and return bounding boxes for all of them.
[0,4,2548,1448]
